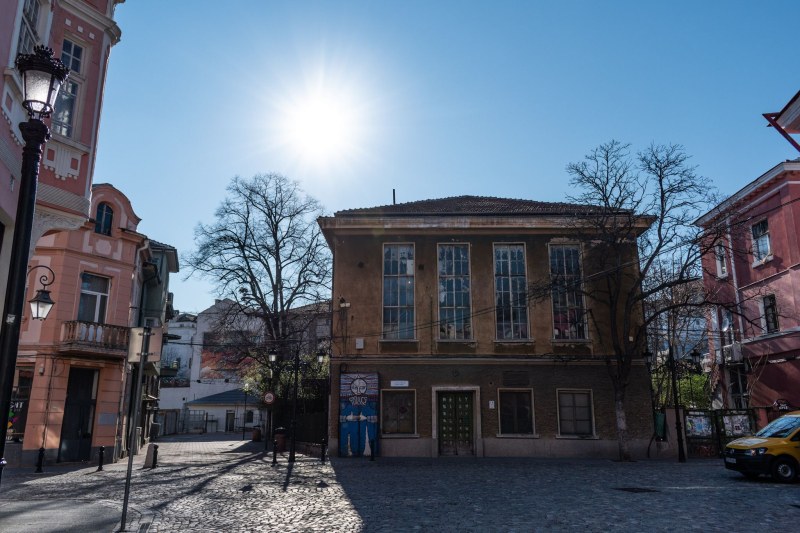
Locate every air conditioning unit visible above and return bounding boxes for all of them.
[722,342,743,363]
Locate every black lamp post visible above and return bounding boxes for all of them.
[0,46,68,486]
[317,348,328,464]
[241,383,250,440]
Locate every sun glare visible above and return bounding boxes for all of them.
[281,89,363,166]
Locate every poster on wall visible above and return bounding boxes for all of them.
[723,414,752,437]
[685,412,713,438]
[339,373,379,457]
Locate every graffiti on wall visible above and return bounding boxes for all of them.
[339,373,379,457]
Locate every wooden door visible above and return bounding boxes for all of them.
[58,368,97,462]
[438,391,474,456]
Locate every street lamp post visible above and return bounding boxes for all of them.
[288,352,300,463]
[317,349,327,464]
[242,384,250,440]
[0,46,68,486]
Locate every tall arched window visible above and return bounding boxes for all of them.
[95,203,113,235]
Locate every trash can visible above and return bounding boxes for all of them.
[252,427,262,442]
[274,427,287,452]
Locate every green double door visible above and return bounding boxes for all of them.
[438,392,474,456]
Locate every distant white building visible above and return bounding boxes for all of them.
[158,300,245,433]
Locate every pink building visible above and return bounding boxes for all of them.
[1,0,123,327]
[9,184,177,466]
[697,159,800,420]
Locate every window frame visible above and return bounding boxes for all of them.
[556,388,596,438]
[714,242,728,278]
[380,389,417,436]
[437,242,472,341]
[497,388,536,437]
[493,243,530,341]
[751,219,771,262]
[382,243,416,340]
[94,202,114,235]
[17,0,41,55]
[61,38,84,74]
[52,79,79,137]
[761,294,779,334]
[549,244,588,341]
[77,272,110,324]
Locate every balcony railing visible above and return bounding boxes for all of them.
[60,321,130,354]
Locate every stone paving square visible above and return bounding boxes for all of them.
[0,433,797,532]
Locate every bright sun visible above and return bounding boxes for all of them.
[281,89,362,165]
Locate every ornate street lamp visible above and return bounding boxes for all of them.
[0,46,68,486]
[27,265,56,320]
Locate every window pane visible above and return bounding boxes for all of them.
[494,244,528,339]
[382,391,415,434]
[500,391,533,434]
[438,244,471,340]
[53,81,77,137]
[550,245,586,340]
[78,293,97,322]
[558,391,593,436]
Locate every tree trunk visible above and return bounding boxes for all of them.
[614,388,632,461]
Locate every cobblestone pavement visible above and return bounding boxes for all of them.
[1,433,799,532]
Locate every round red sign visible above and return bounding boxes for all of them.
[264,391,276,405]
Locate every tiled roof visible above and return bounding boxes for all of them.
[149,239,177,251]
[335,195,606,217]
[186,388,261,406]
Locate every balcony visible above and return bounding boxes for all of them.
[59,321,129,358]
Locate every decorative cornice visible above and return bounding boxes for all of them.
[60,0,122,45]
[30,206,86,250]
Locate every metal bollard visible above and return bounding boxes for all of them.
[321,437,326,464]
[370,439,375,461]
[272,439,277,465]
[35,447,45,473]
[151,444,158,469]
[97,445,105,471]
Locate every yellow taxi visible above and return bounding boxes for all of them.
[724,411,800,483]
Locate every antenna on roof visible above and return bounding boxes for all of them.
[393,189,396,205]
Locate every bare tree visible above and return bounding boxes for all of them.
[531,140,721,461]
[185,173,332,395]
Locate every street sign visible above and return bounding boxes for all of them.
[264,391,275,405]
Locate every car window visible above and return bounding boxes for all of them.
[755,416,800,438]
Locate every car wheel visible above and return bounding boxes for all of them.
[771,457,798,483]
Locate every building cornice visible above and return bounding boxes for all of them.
[695,161,800,226]
[60,0,122,44]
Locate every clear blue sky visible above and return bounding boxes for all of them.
[93,0,800,315]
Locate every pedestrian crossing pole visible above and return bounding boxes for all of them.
[120,326,151,531]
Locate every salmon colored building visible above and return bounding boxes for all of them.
[1,0,124,318]
[8,184,177,466]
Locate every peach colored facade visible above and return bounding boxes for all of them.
[1,0,122,325]
[698,161,800,422]
[10,184,146,465]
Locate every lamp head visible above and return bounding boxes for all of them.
[15,46,69,119]
[29,288,55,320]
[268,350,278,363]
